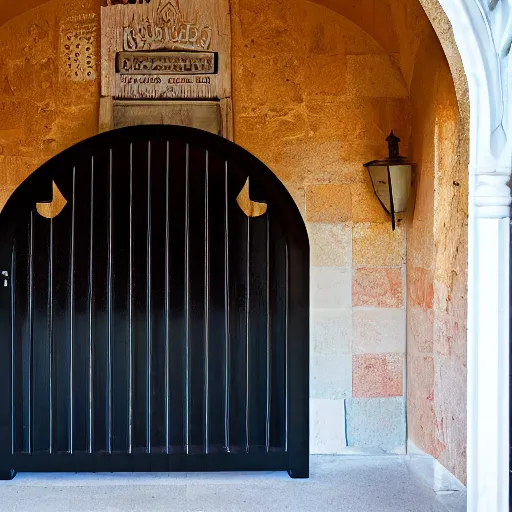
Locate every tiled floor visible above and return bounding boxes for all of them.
[0,455,466,512]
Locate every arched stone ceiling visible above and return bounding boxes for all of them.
[0,0,51,29]
[4,0,400,55]
[307,0,401,54]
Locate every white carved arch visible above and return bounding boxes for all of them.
[421,1,511,510]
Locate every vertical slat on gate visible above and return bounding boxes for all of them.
[91,147,110,454]
[149,139,168,454]
[131,139,149,453]
[11,242,16,456]
[52,179,72,454]
[27,214,34,453]
[185,144,190,454]
[228,177,249,453]
[165,142,170,453]
[206,153,229,453]
[247,183,269,452]
[146,143,152,454]
[224,163,231,452]
[32,213,51,453]
[268,216,287,452]
[167,140,187,453]
[11,238,20,454]
[188,144,206,454]
[12,220,30,453]
[111,144,131,454]
[72,159,93,453]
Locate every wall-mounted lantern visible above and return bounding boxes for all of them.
[364,131,414,230]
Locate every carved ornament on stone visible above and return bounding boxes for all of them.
[60,13,97,82]
[122,1,212,51]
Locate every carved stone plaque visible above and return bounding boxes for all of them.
[101,0,231,99]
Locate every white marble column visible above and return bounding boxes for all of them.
[467,168,511,512]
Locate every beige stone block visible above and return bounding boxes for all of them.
[407,215,434,269]
[306,98,372,143]
[310,398,347,454]
[351,181,390,223]
[235,0,306,57]
[407,306,434,354]
[311,267,352,309]
[234,55,304,108]
[235,109,309,183]
[434,354,467,483]
[283,182,306,218]
[0,186,15,211]
[307,223,351,267]
[302,54,347,98]
[346,55,408,98]
[352,309,406,354]
[364,98,412,152]
[311,352,352,399]
[0,155,42,188]
[339,139,385,165]
[306,184,352,223]
[268,139,367,185]
[353,223,405,267]
[311,308,352,356]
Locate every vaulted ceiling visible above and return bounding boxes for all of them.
[308,0,401,53]
[1,0,401,54]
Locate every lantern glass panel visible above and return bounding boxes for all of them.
[367,164,392,214]
[389,164,412,213]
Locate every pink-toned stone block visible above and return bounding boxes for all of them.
[353,268,403,308]
[406,354,447,460]
[408,267,434,310]
[352,354,403,398]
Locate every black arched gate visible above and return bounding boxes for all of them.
[0,126,309,479]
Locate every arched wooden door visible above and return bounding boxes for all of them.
[0,126,309,479]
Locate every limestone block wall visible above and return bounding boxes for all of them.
[232,0,411,454]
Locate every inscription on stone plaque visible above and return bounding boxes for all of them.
[61,14,97,82]
[102,0,230,100]
[117,51,216,74]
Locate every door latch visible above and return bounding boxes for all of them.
[2,271,8,288]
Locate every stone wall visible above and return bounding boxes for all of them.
[0,0,100,208]
[399,0,468,484]
[231,0,410,454]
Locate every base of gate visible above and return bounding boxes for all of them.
[1,452,307,478]
[0,470,16,480]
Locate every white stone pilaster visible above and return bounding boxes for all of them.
[468,167,510,512]
[435,1,511,510]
